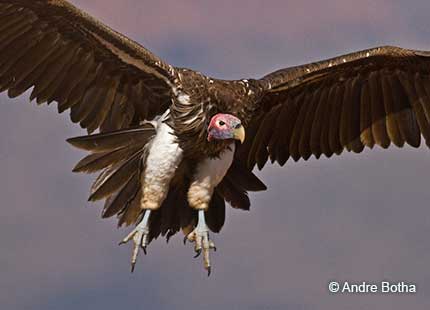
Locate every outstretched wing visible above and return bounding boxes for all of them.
[0,0,176,132]
[240,46,430,169]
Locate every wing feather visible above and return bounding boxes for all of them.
[299,87,321,159]
[0,0,176,132]
[380,72,403,147]
[239,46,430,168]
[329,84,344,154]
[310,86,329,157]
[290,92,311,161]
[339,79,353,151]
[319,86,336,157]
[240,46,430,168]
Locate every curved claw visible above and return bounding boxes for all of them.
[207,266,211,277]
[194,249,202,258]
[141,245,147,255]
[131,262,136,273]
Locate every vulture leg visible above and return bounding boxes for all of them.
[186,143,235,275]
[119,210,151,272]
[118,111,184,271]
[186,210,216,276]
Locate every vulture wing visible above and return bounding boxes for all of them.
[0,0,176,133]
[240,46,430,169]
[0,0,181,229]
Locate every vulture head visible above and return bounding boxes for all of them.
[207,113,245,143]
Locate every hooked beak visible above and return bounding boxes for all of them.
[233,125,245,144]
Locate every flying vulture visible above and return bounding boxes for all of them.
[2,0,430,275]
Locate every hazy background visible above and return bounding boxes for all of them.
[1,0,430,309]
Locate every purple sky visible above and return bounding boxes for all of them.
[1,0,430,309]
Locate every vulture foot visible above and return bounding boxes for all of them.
[186,210,216,276]
[119,210,151,272]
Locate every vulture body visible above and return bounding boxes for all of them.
[2,0,430,273]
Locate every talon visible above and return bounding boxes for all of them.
[131,263,136,273]
[194,249,202,258]
[207,266,211,277]
[183,236,187,245]
[141,246,147,255]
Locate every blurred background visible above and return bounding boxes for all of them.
[1,0,430,309]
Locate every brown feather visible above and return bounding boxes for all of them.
[29,37,69,103]
[89,150,142,202]
[37,43,78,104]
[380,72,404,147]
[56,51,94,112]
[276,95,301,165]
[7,33,65,98]
[310,85,329,157]
[118,190,143,227]
[290,92,312,161]
[0,29,44,77]
[0,15,34,50]
[414,74,430,146]
[319,86,336,157]
[102,173,139,219]
[359,81,375,148]
[255,105,281,169]
[70,64,105,123]
[67,126,154,152]
[368,71,390,148]
[389,74,421,147]
[328,84,344,154]
[34,41,76,105]
[299,87,321,159]
[415,74,430,121]
[339,79,353,151]
[348,76,364,152]
[226,161,267,192]
[73,145,142,173]
[217,178,250,211]
[159,189,181,236]
[397,71,430,146]
[84,77,120,133]
[206,191,226,233]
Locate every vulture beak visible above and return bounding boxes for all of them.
[233,125,245,144]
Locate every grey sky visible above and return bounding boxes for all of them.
[1,0,430,309]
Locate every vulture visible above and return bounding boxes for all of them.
[2,0,430,275]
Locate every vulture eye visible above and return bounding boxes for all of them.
[235,124,241,129]
[218,121,225,126]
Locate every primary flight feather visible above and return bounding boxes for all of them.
[2,0,430,274]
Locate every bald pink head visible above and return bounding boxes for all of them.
[207,113,245,143]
